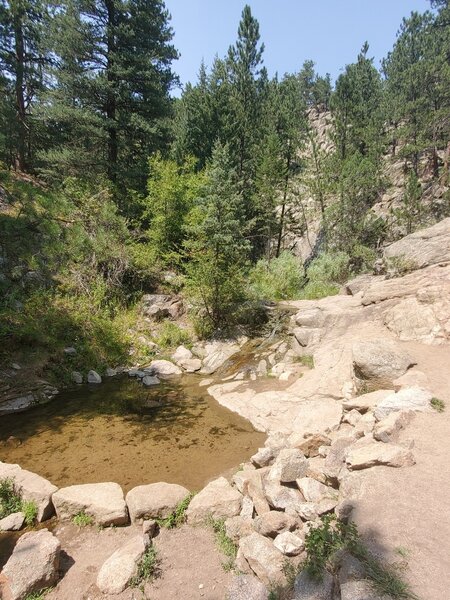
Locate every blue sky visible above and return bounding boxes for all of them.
[165,0,431,95]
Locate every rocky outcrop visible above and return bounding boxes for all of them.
[0,529,60,600]
[141,294,184,320]
[96,534,150,594]
[186,477,242,524]
[200,340,242,374]
[125,482,190,523]
[0,462,57,521]
[52,482,128,526]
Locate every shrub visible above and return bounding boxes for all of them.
[22,500,38,526]
[307,252,351,285]
[72,511,93,527]
[430,397,445,413]
[130,547,159,587]
[155,321,191,349]
[249,252,304,301]
[0,477,38,525]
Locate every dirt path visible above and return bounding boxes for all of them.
[351,342,450,600]
[46,523,233,600]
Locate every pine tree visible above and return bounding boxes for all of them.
[0,0,47,170]
[185,142,249,331]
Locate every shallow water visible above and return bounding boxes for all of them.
[0,376,265,493]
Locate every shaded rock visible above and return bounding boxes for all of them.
[1,529,60,600]
[324,436,357,480]
[240,495,254,520]
[374,387,433,420]
[374,410,414,442]
[346,443,415,470]
[64,347,77,355]
[96,534,150,594]
[0,463,57,522]
[238,533,286,586]
[225,515,254,543]
[251,447,277,468]
[232,464,257,494]
[340,579,381,600]
[253,510,298,538]
[87,370,102,384]
[306,456,328,484]
[294,570,334,600]
[71,371,83,384]
[352,339,414,385]
[296,478,337,504]
[105,367,117,377]
[142,519,158,537]
[52,482,127,526]
[186,477,242,524]
[126,482,189,523]
[248,480,271,516]
[226,574,269,600]
[268,448,309,483]
[147,360,182,378]
[201,340,241,374]
[336,550,367,584]
[142,375,160,386]
[0,511,24,531]
[290,433,331,458]
[273,531,305,556]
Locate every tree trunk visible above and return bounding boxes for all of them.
[105,0,118,182]
[13,6,26,171]
[276,155,291,258]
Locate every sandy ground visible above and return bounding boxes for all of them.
[352,342,450,600]
[46,523,233,600]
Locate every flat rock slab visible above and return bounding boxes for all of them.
[374,387,433,420]
[0,529,60,600]
[0,462,57,522]
[346,443,415,471]
[96,534,149,594]
[342,390,394,413]
[186,477,242,525]
[52,482,128,526]
[147,360,182,378]
[126,482,190,523]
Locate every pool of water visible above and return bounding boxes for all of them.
[0,376,265,493]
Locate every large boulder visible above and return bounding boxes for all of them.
[52,482,128,526]
[126,482,190,523]
[383,217,450,268]
[346,442,415,470]
[96,534,150,594]
[200,340,241,374]
[373,387,433,420]
[186,477,242,524]
[267,449,309,483]
[352,338,414,385]
[0,463,57,522]
[0,529,60,600]
[147,360,182,378]
[226,574,269,600]
[263,481,304,511]
[273,531,305,556]
[238,533,287,586]
[293,570,334,600]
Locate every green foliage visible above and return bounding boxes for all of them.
[299,355,314,369]
[72,511,93,527]
[430,397,445,413]
[24,590,51,600]
[209,517,238,572]
[155,322,191,350]
[0,477,37,525]
[307,252,351,285]
[130,546,159,587]
[0,478,22,518]
[156,493,194,529]
[249,252,303,300]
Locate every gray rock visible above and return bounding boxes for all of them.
[268,448,309,483]
[263,481,304,511]
[0,511,25,531]
[352,339,414,385]
[253,510,298,538]
[186,477,242,525]
[105,367,117,377]
[340,579,381,600]
[147,359,182,378]
[374,387,432,420]
[373,410,414,442]
[52,482,127,526]
[294,570,334,600]
[251,447,277,468]
[1,529,60,600]
[238,533,287,586]
[64,347,77,355]
[346,442,415,470]
[227,574,269,600]
[142,375,160,386]
[225,515,254,543]
[87,370,102,384]
[126,482,190,523]
[273,531,305,556]
[0,463,57,522]
[97,534,150,594]
[71,371,83,384]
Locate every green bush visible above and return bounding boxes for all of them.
[72,511,93,527]
[249,252,303,301]
[155,321,191,349]
[307,251,351,285]
[0,477,38,526]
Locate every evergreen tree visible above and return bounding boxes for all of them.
[185,142,249,331]
[0,0,47,170]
